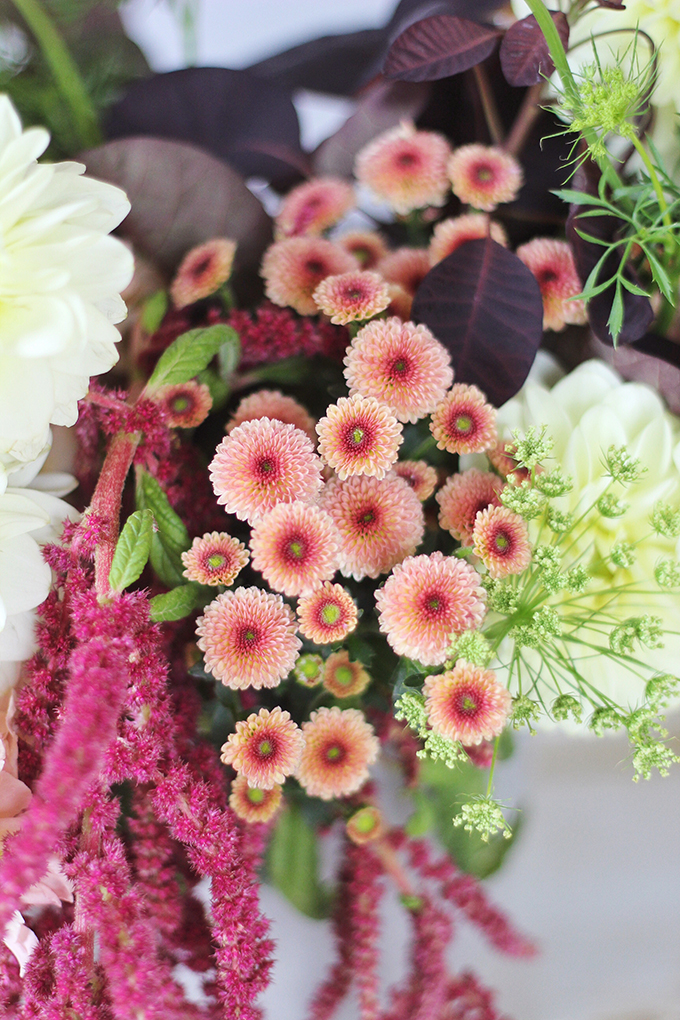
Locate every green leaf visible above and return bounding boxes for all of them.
[136,471,189,554]
[197,367,230,409]
[141,290,168,334]
[108,509,153,592]
[608,280,624,343]
[149,534,186,588]
[552,188,613,208]
[146,324,239,391]
[250,356,313,386]
[149,583,201,622]
[644,248,675,303]
[266,803,333,919]
[218,329,241,381]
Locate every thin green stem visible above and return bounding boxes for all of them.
[630,134,671,231]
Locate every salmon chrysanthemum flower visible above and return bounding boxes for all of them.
[294,653,324,687]
[516,238,587,332]
[316,394,403,480]
[171,237,236,308]
[249,501,339,597]
[182,532,249,586]
[229,775,283,824]
[376,247,431,296]
[337,230,388,269]
[375,552,486,665]
[424,663,511,745]
[346,806,384,845]
[428,214,508,266]
[323,650,370,699]
[472,505,532,579]
[261,237,358,316]
[275,177,355,238]
[436,470,504,545]
[392,460,438,501]
[209,417,323,523]
[156,381,213,428]
[296,582,358,644]
[447,144,523,212]
[430,384,497,455]
[344,317,453,424]
[196,587,301,689]
[296,706,379,800]
[221,706,304,789]
[355,122,452,215]
[226,389,316,443]
[313,270,390,325]
[320,474,424,581]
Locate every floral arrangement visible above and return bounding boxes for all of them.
[0,0,679,1017]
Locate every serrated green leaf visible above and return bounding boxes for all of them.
[266,803,333,919]
[108,509,153,592]
[645,248,675,303]
[146,324,239,391]
[609,280,624,343]
[141,290,168,334]
[136,471,190,553]
[197,367,230,409]
[149,533,186,588]
[552,188,608,207]
[149,584,200,622]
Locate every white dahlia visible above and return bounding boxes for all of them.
[0,95,133,467]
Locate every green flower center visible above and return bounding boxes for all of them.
[335,665,354,687]
[246,787,265,804]
[321,603,341,625]
[208,553,227,569]
[455,414,472,434]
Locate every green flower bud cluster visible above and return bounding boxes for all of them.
[610,541,636,569]
[511,426,553,470]
[597,493,628,518]
[394,691,463,770]
[609,615,663,655]
[447,630,492,668]
[552,694,582,723]
[650,502,680,538]
[654,559,680,588]
[603,445,645,485]
[501,481,545,520]
[509,695,542,734]
[535,467,573,498]
[453,797,512,842]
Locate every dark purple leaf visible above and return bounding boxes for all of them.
[412,237,544,406]
[388,0,506,35]
[247,29,388,96]
[384,15,501,82]
[104,68,306,186]
[81,138,272,273]
[500,11,569,87]
[591,333,680,414]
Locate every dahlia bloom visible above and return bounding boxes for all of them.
[226,389,317,443]
[275,177,355,238]
[196,587,301,689]
[320,474,424,580]
[344,318,453,423]
[229,774,283,823]
[472,505,532,578]
[220,707,304,789]
[375,247,431,295]
[447,144,523,212]
[296,582,358,644]
[209,417,323,523]
[0,95,133,465]
[170,238,236,308]
[437,469,504,545]
[516,238,587,332]
[428,214,508,266]
[323,650,371,699]
[261,237,357,315]
[181,532,249,586]
[392,460,438,501]
[336,230,388,269]
[430,384,497,455]
[313,270,390,325]
[155,381,212,428]
[376,552,486,665]
[424,663,512,745]
[296,706,379,800]
[316,395,403,480]
[355,122,452,215]
[249,501,339,597]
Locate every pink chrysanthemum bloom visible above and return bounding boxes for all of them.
[320,474,424,580]
[344,317,453,424]
[249,501,339,597]
[392,460,438,501]
[182,531,249,586]
[210,417,323,523]
[376,247,431,295]
[294,652,324,687]
[226,389,316,443]
[346,805,384,845]
[275,177,355,238]
[447,145,523,212]
[428,214,508,266]
[337,230,388,269]
[171,237,237,308]
[323,650,371,699]
[155,381,213,428]
[436,470,504,545]
[316,394,403,480]
[516,238,587,332]
[424,663,511,745]
[375,551,486,666]
[196,587,301,689]
[472,505,532,579]
[355,122,452,215]
[229,774,283,824]
[313,270,390,325]
[386,283,412,321]
[221,706,304,789]
[261,237,358,316]
[430,384,497,455]
[296,581,358,644]
[296,706,379,800]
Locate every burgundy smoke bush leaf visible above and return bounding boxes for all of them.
[82,138,272,272]
[411,237,544,406]
[248,28,388,96]
[499,11,569,87]
[384,15,501,82]
[388,0,507,34]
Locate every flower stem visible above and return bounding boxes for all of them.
[8,0,102,148]
[84,431,141,599]
[473,63,504,146]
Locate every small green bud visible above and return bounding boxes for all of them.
[547,507,573,533]
[511,425,553,470]
[631,740,680,781]
[645,673,680,707]
[448,630,492,668]
[603,445,645,485]
[510,695,542,734]
[552,694,582,723]
[294,653,324,687]
[534,546,561,571]
[453,797,512,842]
[421,730,467,769]
[484,580,520,614]
[610,541,636,569]
[535,467,573,498]
[501,481,545,520]
[394,691,428,738]
[650,502,680,538]
[565,565,590,593]
[589,707,623,736]
[597,493,628,518]
[655,559,680,588]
